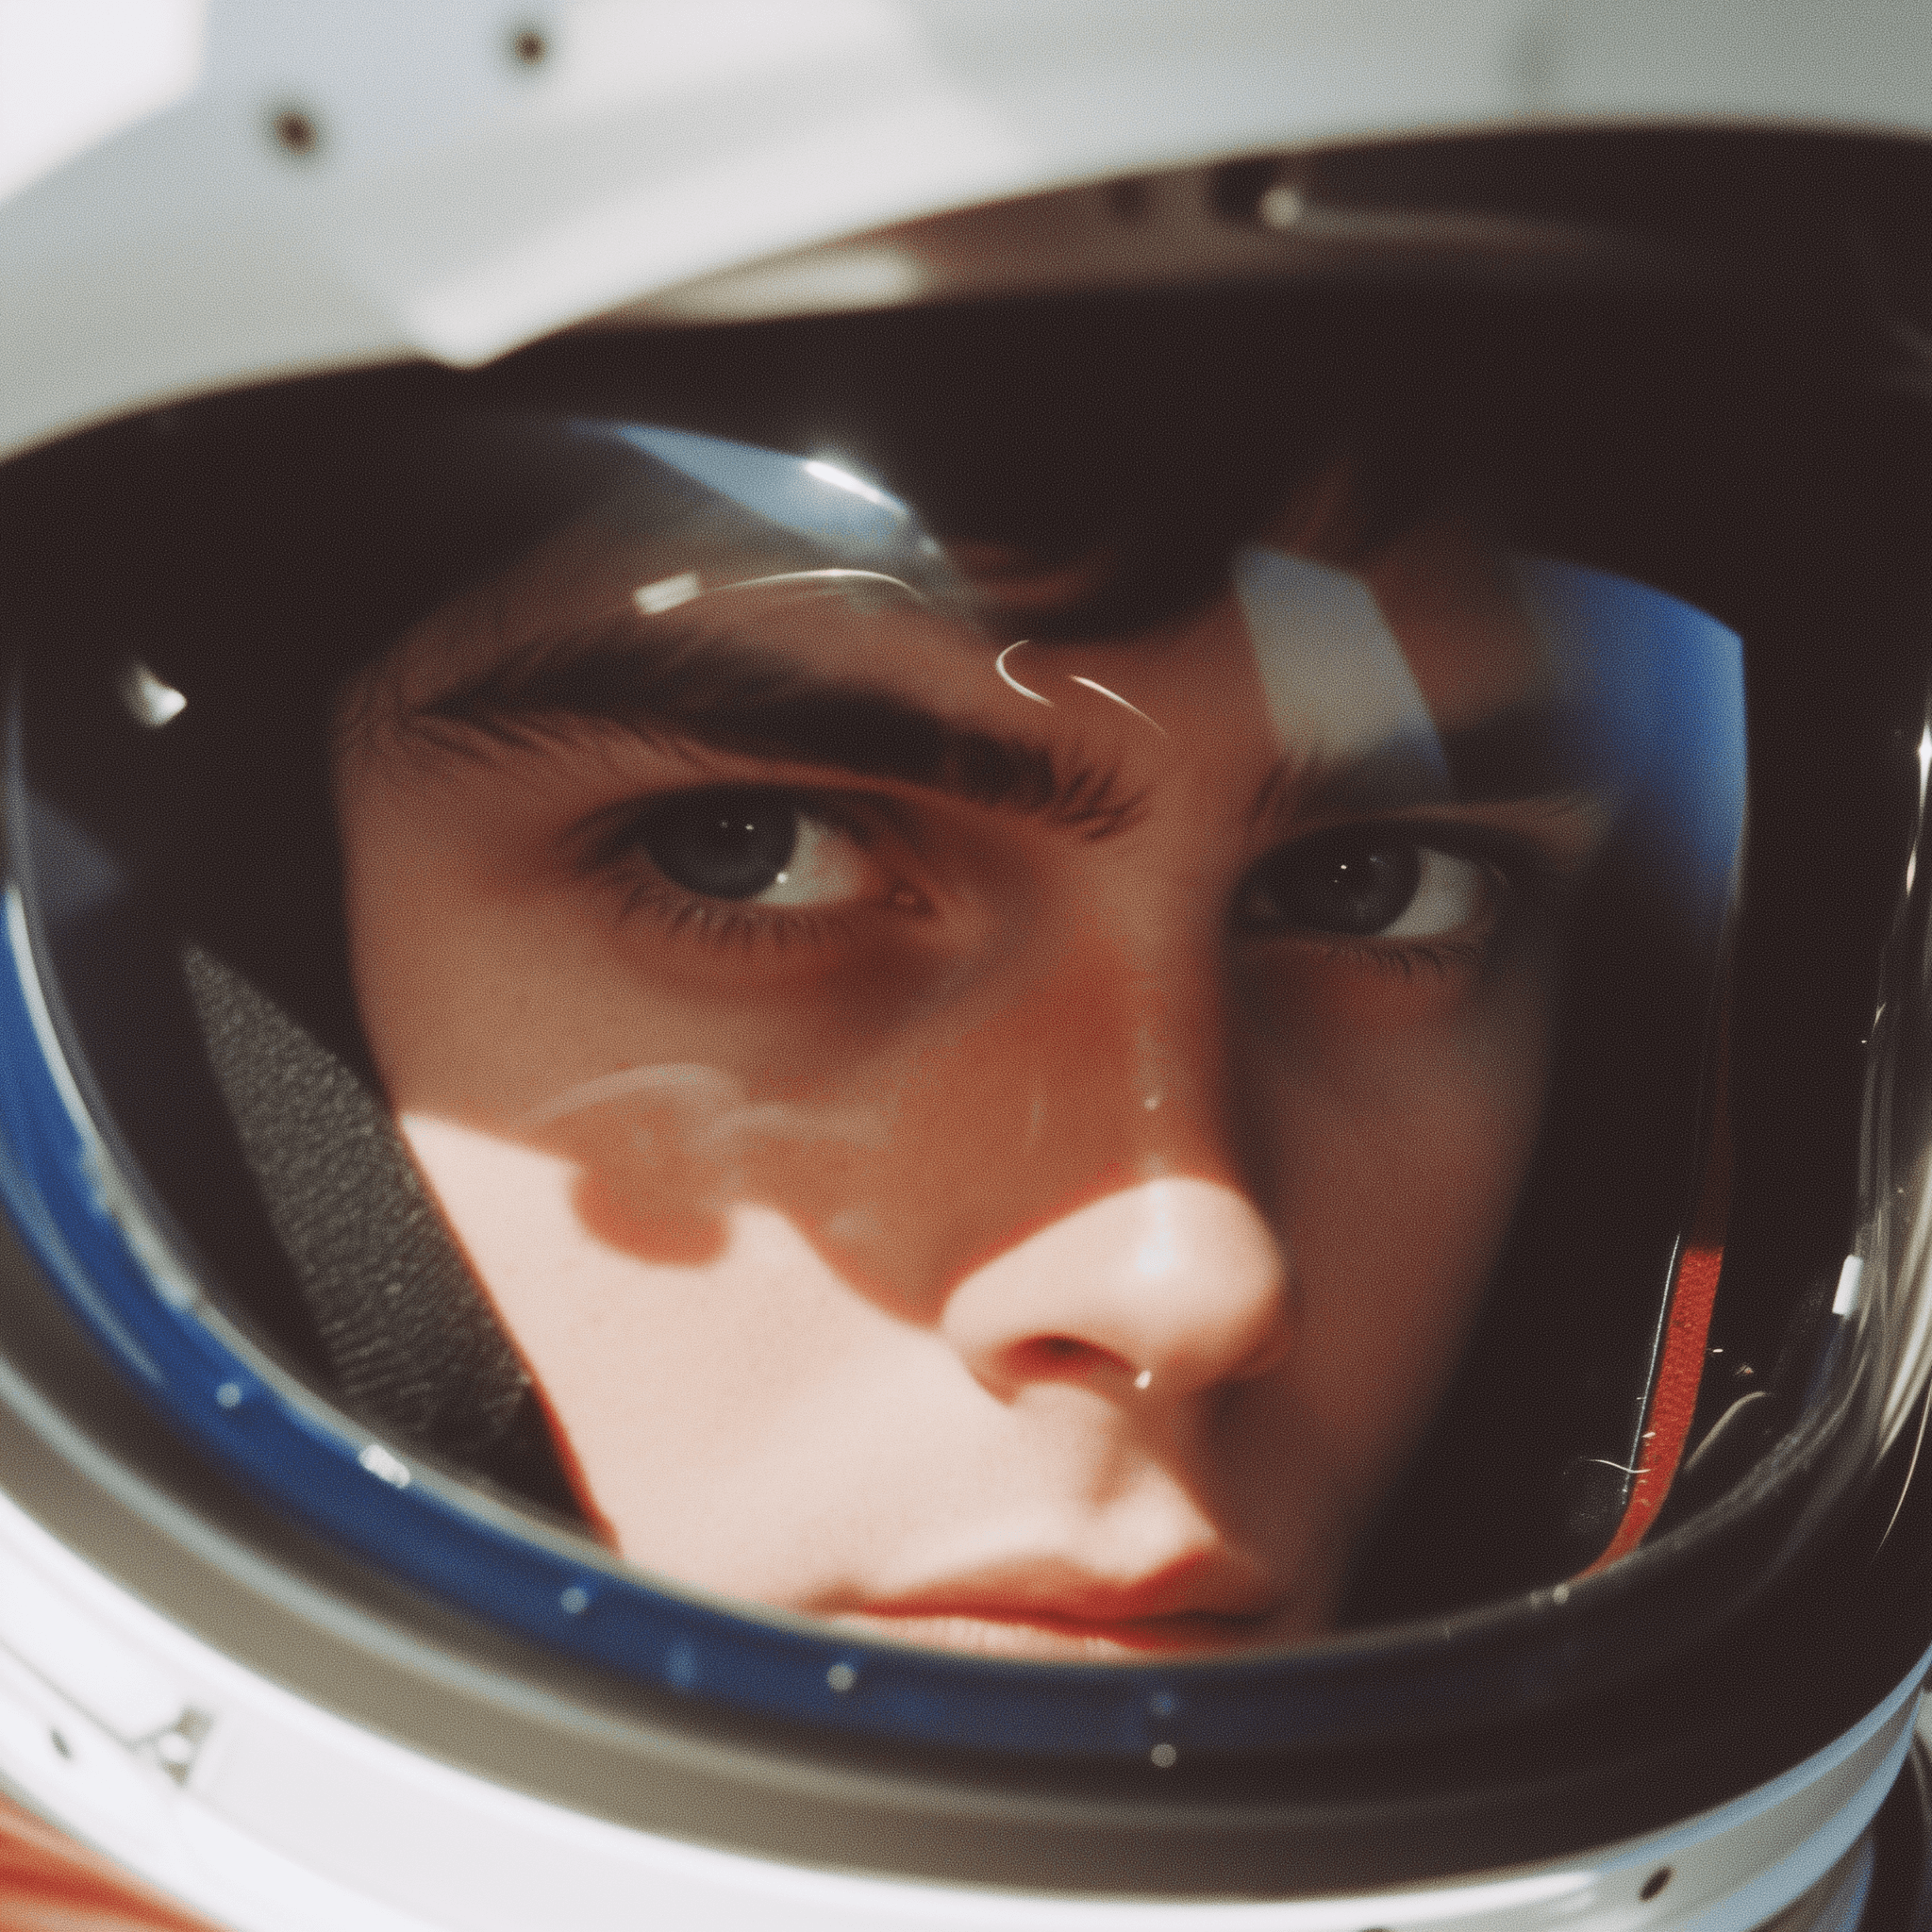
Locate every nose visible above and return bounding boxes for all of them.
[940,1175,1294,1402]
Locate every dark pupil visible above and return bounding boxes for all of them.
[1241,838,1422,936]
[639,791,800,901]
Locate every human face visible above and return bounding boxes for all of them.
[333,484,1604,1660]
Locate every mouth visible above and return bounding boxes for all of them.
[829,1557,1291,1660]
[830,1606,1285,1659]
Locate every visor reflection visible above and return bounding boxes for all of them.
[327,427,1743,1657]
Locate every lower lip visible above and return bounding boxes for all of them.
[833,1608,1278,1661]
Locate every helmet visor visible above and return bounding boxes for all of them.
[0,291,1777,1674]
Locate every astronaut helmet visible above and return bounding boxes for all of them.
[2,4,1932,1929]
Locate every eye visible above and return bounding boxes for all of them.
[626,788,866,907]
[1236,831,1489,941]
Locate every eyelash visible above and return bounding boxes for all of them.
[616,874,852,953]
[1312,932,1490,979]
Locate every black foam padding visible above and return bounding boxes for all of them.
[180,942,583,1517]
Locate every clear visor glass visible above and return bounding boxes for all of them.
[281,419,1742,1655]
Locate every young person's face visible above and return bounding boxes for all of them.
[333,496,1605,1658]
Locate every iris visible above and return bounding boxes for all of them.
[1240,834,1424,937]
[637,789,800,901]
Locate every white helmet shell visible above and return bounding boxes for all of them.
[2,0,1931,454]
[5,7,1932,1932]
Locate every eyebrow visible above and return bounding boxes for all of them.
[1256,699,1595,827]
[406,610,1591,841]
[406,613,1146,838]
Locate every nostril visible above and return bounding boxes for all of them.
[1009,1335,1124,1383]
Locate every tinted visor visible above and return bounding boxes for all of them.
[0,277,1911,1715]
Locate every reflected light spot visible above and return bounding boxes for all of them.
[708,567,928,607]
[994,641,1052,707]
[118,659,187,728]
[635,572,701,615]
[1067,675,1169,738]
[805,459,901,511]
[1133,1183,1182,1280]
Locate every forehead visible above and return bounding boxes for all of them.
[365,460,1551,783]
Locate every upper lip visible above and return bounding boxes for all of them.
[841,1549,1279,1630]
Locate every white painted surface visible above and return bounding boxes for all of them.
[1,0,1930,458]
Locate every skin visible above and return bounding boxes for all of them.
[333,502,1605,1658]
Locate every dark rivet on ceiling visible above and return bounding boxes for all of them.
[269,107,320,157]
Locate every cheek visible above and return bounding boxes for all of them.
[527,1056,1035,1319]
[1242,954,1555,1482]
[533,1081,891,1281]
[1241,929,1556,1163]
[1263,958,1553,1274]
[511,924,1143,1310]
[396,1112,916,1586]
[395,1113,834,1428]
[340,774,600,1114]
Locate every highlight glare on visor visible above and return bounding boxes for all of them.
[4,410,1743,1682]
